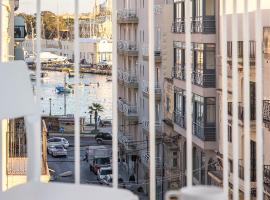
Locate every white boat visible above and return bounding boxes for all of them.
[106,76,112,82]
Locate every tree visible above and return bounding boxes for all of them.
[89,103,104,131]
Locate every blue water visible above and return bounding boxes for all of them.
[33,71,112,121]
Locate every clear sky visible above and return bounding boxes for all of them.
[16,0,106,14]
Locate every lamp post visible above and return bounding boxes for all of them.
[49,98,52,116]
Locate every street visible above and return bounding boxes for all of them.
[47,135,112,185]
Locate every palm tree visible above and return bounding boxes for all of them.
[89,103,104,131]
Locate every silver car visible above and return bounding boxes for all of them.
[48,145,67,157]
[47,137,69,148]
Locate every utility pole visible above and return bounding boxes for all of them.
[64,74,67,115]
[49,98,52,116]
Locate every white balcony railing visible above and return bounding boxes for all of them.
[117,9,138,23]
[117,40,138,52]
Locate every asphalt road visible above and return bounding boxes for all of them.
[47,135,112,185]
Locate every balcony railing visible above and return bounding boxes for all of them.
[118,130,135,150]
[122,72,138,88]
[118,98,138,119]
[117,40,138,56]
[171,16,216,34]
[142,45,162,62]
[123,103,138,117]
[118,70,124,82]
[191,16,216,33]
[142,120,162,136]
[264,165,270,194]
[142,82,162,100]
[172,65,185,80]
[192,71,215,88]
[118,99,125,112]
[173,110,186,129]
[228,102,256,121]
[117,9,139,24]
[263,100,270,125]
[192,121,216,141]
[171,20,185,33]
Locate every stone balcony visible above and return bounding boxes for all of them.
[117,9,139,24]
[142,83,162,100]
[123,71,138,88]
[117,40,138,56]
[142,119,162,138]
[118,98,138,121]
[142,45,162,63]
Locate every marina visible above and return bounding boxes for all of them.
[32,70,113,121]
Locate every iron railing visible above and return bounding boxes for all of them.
[191,71,216,88]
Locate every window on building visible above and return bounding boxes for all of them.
[205,44,216,69]
[166,97,170,112]
[173,0,185,22]
[193,94,204,124]
[206,98,216,123]
[228,125,232,142]
[205,0,215,16]
[172,151,178,168]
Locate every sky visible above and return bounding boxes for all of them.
[16,0,106,14]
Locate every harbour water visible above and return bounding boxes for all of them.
[33,71,112,121]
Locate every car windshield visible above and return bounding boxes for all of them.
[96,157,110,165]
[100,169,112,175]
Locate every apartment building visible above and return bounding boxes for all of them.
[207,9,270,200]
[117,0,164,196]
[168,0,219,187]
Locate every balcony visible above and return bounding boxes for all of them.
[117,9,139,24]
[171,20,185,33]
[123,71,138,88]
[142,45,162,63]
[172,65,185,81]
[6,120,50,187]
[228,102,256,121]
[264,165,270,195]
[263,100,270,130]
[192,122,216,141]
[171,16,216,34]
[117,40,138,56]
[191,16,216,33]
[192,71,215,88]
[118,130,136,151]
[118,70,124,84]
[142,120,162,138]
[142,83,162,100]
[123,103,138,120]
[173,111,186,129]
[118,98,138,120]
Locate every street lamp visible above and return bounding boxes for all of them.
[49,98,52,116]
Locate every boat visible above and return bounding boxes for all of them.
[106,76,112,82]
[55,86,72,94]
[41,72,48,78]
[68,70,75,78]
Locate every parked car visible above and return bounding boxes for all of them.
[47,137,69,148]
[95,132,112,144]
[47,145,67,157]
[97,167,112,181]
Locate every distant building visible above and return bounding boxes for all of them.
[21,38,112,65]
